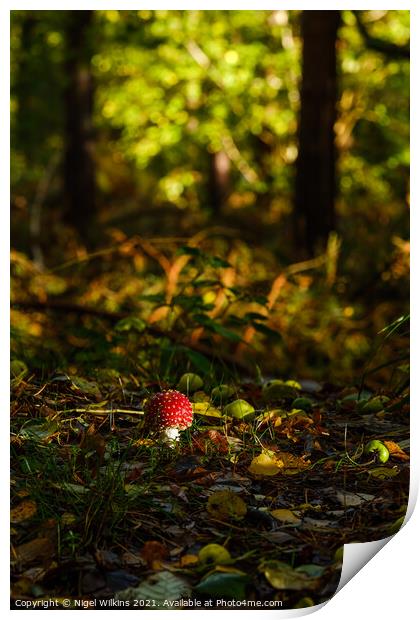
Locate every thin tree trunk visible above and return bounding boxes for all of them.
[295,10,340,257]
[209,151,231,215]
[64,10,95,241]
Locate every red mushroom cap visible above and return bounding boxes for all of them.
[145,390,193,431]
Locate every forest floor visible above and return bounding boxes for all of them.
[10,373,409,610]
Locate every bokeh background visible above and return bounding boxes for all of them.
[10,10,410,385]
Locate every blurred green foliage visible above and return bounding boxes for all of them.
[10,10,409,384]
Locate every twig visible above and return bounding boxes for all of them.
[59,408,144,416]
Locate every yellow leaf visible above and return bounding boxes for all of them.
[369,467,399,479]
[132,438,154,447]
[192,403,223,417]
[11,500,37,524]
[248,450,310,476]
[180,554,199,567]
[206,490,247,521]
[248,450,284,476]
[61,512,77,526]
[259,561,318,591]
[270,509,302,525]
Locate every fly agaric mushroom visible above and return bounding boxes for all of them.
[145,390,193,443]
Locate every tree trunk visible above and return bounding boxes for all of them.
[64,10,95,242]
[209,151,231,215]
[295,10,340,257]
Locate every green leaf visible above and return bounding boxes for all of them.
[296,564,326,578]
[184,348,212,374]
[11,359,28,378]
[193,314,242,342]
[210,323,243,343]
[195,573,249,599]
[226,314,247,326]
[19,420,59,441]
[252,322,282,342]
[115,317,147,333]
[244,312,268,322]
[176,246,201,257]
[70,377,102,399]
[207,255,232,269]
[173,294,213,311]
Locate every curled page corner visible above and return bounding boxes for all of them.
[334,473,417,597]
[336,536,392,593]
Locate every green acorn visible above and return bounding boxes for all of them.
[291,397,313,412]
[364,440,390,463]
[263,380,298,402]
[177,373,203,394]
[211,384,235,404]
[223,399,255,420]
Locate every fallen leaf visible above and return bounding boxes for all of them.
[302,517,339,530]
[277,451,311,475]
[296,564,326,578]
[383,440,409,461]
[12,537,55,567]
[270,509,302,525]
[368,467,400,479]
[195,572,249,599]
[192,403,222,417]
[11,499,37,524]
[94,549,121,570]
[180,554,199,567]
[121,550,142,567]
[115,571,191,608]
[259,560,319,591]
[192,430,229,454]
[70,377,102,400]
[336,491,374,507]
[206,490,247,521]
[140,541,168,569]
[61,512,77,526]
[248,450,284,476]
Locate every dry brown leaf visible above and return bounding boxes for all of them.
[11,500,37,524]
[12,537,55,567]
[140,541,168,569]
[383,440,409,461]
[277,451,311,475]
[192,430,229,454]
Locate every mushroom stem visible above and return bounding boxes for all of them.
[160,427,180,444]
